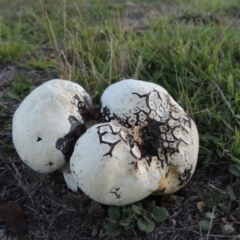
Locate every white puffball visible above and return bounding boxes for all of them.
[70,122,163,205]
[12,79,92,175]
[100,79,199,195]
[101,79,183,128]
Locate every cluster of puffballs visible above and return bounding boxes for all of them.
[12,79,199,206]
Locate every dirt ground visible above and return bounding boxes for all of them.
[1,2,240,239]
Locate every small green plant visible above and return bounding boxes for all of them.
[0,42,30,63]
[0,140,15,157]
[105,199,168,237]
[229,164,240,177]
[0,105,12,125]
[199,185,240,236]
[7,76,35,102]
[228,127,240,177]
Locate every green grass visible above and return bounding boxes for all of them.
[1,0,240,170]
[7,76,35,102]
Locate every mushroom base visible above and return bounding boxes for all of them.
[62,164,79,192]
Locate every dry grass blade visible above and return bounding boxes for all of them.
[217,84,240,128]
[39,0,70,79]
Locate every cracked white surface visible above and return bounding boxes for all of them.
[71,79,199,205]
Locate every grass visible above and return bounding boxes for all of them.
[0,0,240,238]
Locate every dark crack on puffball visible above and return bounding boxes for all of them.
[96,124,121,157]
[56,116,86,161]
[109,187,121,199]
[37,137,42,142]
[178,166,192,186]
[101,106,132,128]
[72,94,94,122]
[45,162,54,167]
[101,90,193,170]
[140,119,181,157]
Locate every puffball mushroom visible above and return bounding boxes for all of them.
[70,79,199,205]
[70,121,163,205]
[100,79,199,194]
[12,79,93,191]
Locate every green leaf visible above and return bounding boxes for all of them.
[222,120,234,131]
[205,199,215,209]
[227,74,234,96]
[218,203,227,212]
[204,212,218,220]
[105,222,122,237]
[8,91,21,101]
[133,214,140,220]
[228,164,240,177]
[229,155,240,165]
[148,200,156,211]
[174,196,184,203]
[137,217,155,233]
[199,220,212,231]
[212,192,222,203]
[235,207,240,218]
[0,141,15,155]
[135,202,142,208]
[123,221,135,230]
[108,207,121,221]
[122,209,133,220]
[119,219,132,227]
[140,198,150,209]
[151,207,168,222]
[131,204,142,215]
[215,148,222,157]
[224,185,237,201]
